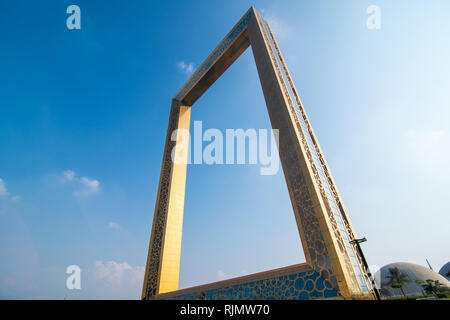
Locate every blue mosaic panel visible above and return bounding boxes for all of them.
[159,270,341,300]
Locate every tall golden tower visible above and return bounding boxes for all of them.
[142,7,377,300]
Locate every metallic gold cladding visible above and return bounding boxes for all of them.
[252,12,372,298]
[257,14,373,298]
[173,8,252,104]
[142,7,376,300]
[141,101,191,299]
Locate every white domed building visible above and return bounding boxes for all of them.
[374,262,450,298]
[439,262,450,281]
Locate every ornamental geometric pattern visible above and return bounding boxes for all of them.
[158,266,341,300]
[142,7,377,300]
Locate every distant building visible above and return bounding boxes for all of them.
[439,262,450,281]
[375,262,450,298]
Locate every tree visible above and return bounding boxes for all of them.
[421,279,444,297]
[415,280,426,296]
[378,287,392,299]
[384,267,410,298]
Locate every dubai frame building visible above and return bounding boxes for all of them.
[142,7,378,300]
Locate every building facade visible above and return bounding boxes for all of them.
[142,7,377,300]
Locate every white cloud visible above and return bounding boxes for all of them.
[176,61,195,75]
[403,129,450,170]
[62,170,76,182]
[59,170,100,197]
[107,221,121,230]
[217,270,227,281]
[259,8,291,40]
[0,178,9,197]
[0,178,20,202]
[217,269,248,281]
[77,176,100,195]
[94,261,144,287]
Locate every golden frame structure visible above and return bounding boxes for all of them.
[142,7,377,300]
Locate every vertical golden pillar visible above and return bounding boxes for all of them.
[247,10,373,299]
[142,100,191,299]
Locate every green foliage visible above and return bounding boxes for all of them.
[421,279,444,296]
[391,282,403,289]
[386,267,411,297]
[385,267,410,286]
[384,267,410,297]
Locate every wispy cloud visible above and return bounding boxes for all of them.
[403,129,450,171]
[77,176,100,195]
[217,270,227,281]
[176,61,195,75]
[60,170,100,196]
[0,178,20,202]
[107,221,121,230]
[94,261,144,287]
[62,170,76,182]
[217,269,248,281]
[0,178,9,197]
[259,8,292,40]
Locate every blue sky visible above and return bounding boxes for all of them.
[1,0,449,299]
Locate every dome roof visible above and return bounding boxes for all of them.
[374,262,450,298]
[439,262,450,281]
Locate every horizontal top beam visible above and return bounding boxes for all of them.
[173,7,256,106]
